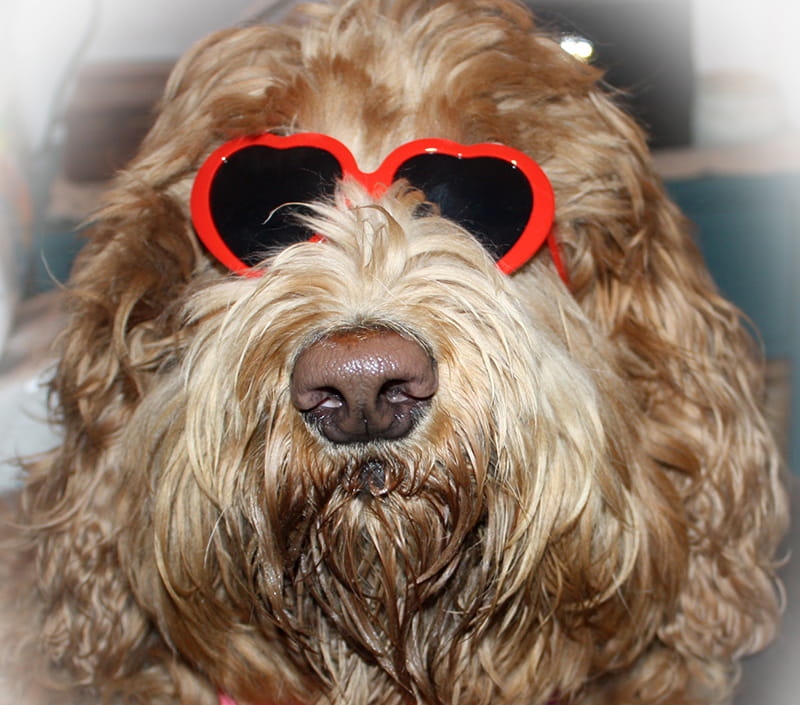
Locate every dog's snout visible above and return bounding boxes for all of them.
[291,329,437,444]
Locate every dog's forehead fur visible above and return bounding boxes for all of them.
[0,2,788,705]
[137,0,595,182]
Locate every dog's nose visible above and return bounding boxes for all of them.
[291,329,437,444]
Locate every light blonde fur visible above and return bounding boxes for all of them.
[1,2,787,705]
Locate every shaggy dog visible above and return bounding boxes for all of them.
[0,1,788,704]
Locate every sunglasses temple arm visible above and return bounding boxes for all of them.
[547,230,571,289]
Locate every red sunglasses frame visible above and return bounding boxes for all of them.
[191,132,565,280]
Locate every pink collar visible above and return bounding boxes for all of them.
[221,694,560,705]
[219,694,298,705]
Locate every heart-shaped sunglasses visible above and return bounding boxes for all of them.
[190,133,565,280]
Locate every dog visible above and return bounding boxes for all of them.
[0,1,788,704]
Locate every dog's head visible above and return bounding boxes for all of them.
[31,2,783,704]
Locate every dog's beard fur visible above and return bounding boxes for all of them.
[114,188,673,705]
[268,448,485,693]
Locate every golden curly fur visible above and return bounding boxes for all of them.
[0,1,788,704]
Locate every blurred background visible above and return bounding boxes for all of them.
[0,0,797,701]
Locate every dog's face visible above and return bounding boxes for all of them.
[124,170,669,704]
[104,4,683,701]
[18,2,784,705]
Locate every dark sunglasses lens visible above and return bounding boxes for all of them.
[209,145,342,265]
[394,154,533,257]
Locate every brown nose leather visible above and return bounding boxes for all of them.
[291,329,437,444]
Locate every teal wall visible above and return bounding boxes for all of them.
[668,173,800,473]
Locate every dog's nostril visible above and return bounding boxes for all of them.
[313,388,346,409]
[291,328,437,444]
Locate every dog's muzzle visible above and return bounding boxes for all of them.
[290,328,437,444]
